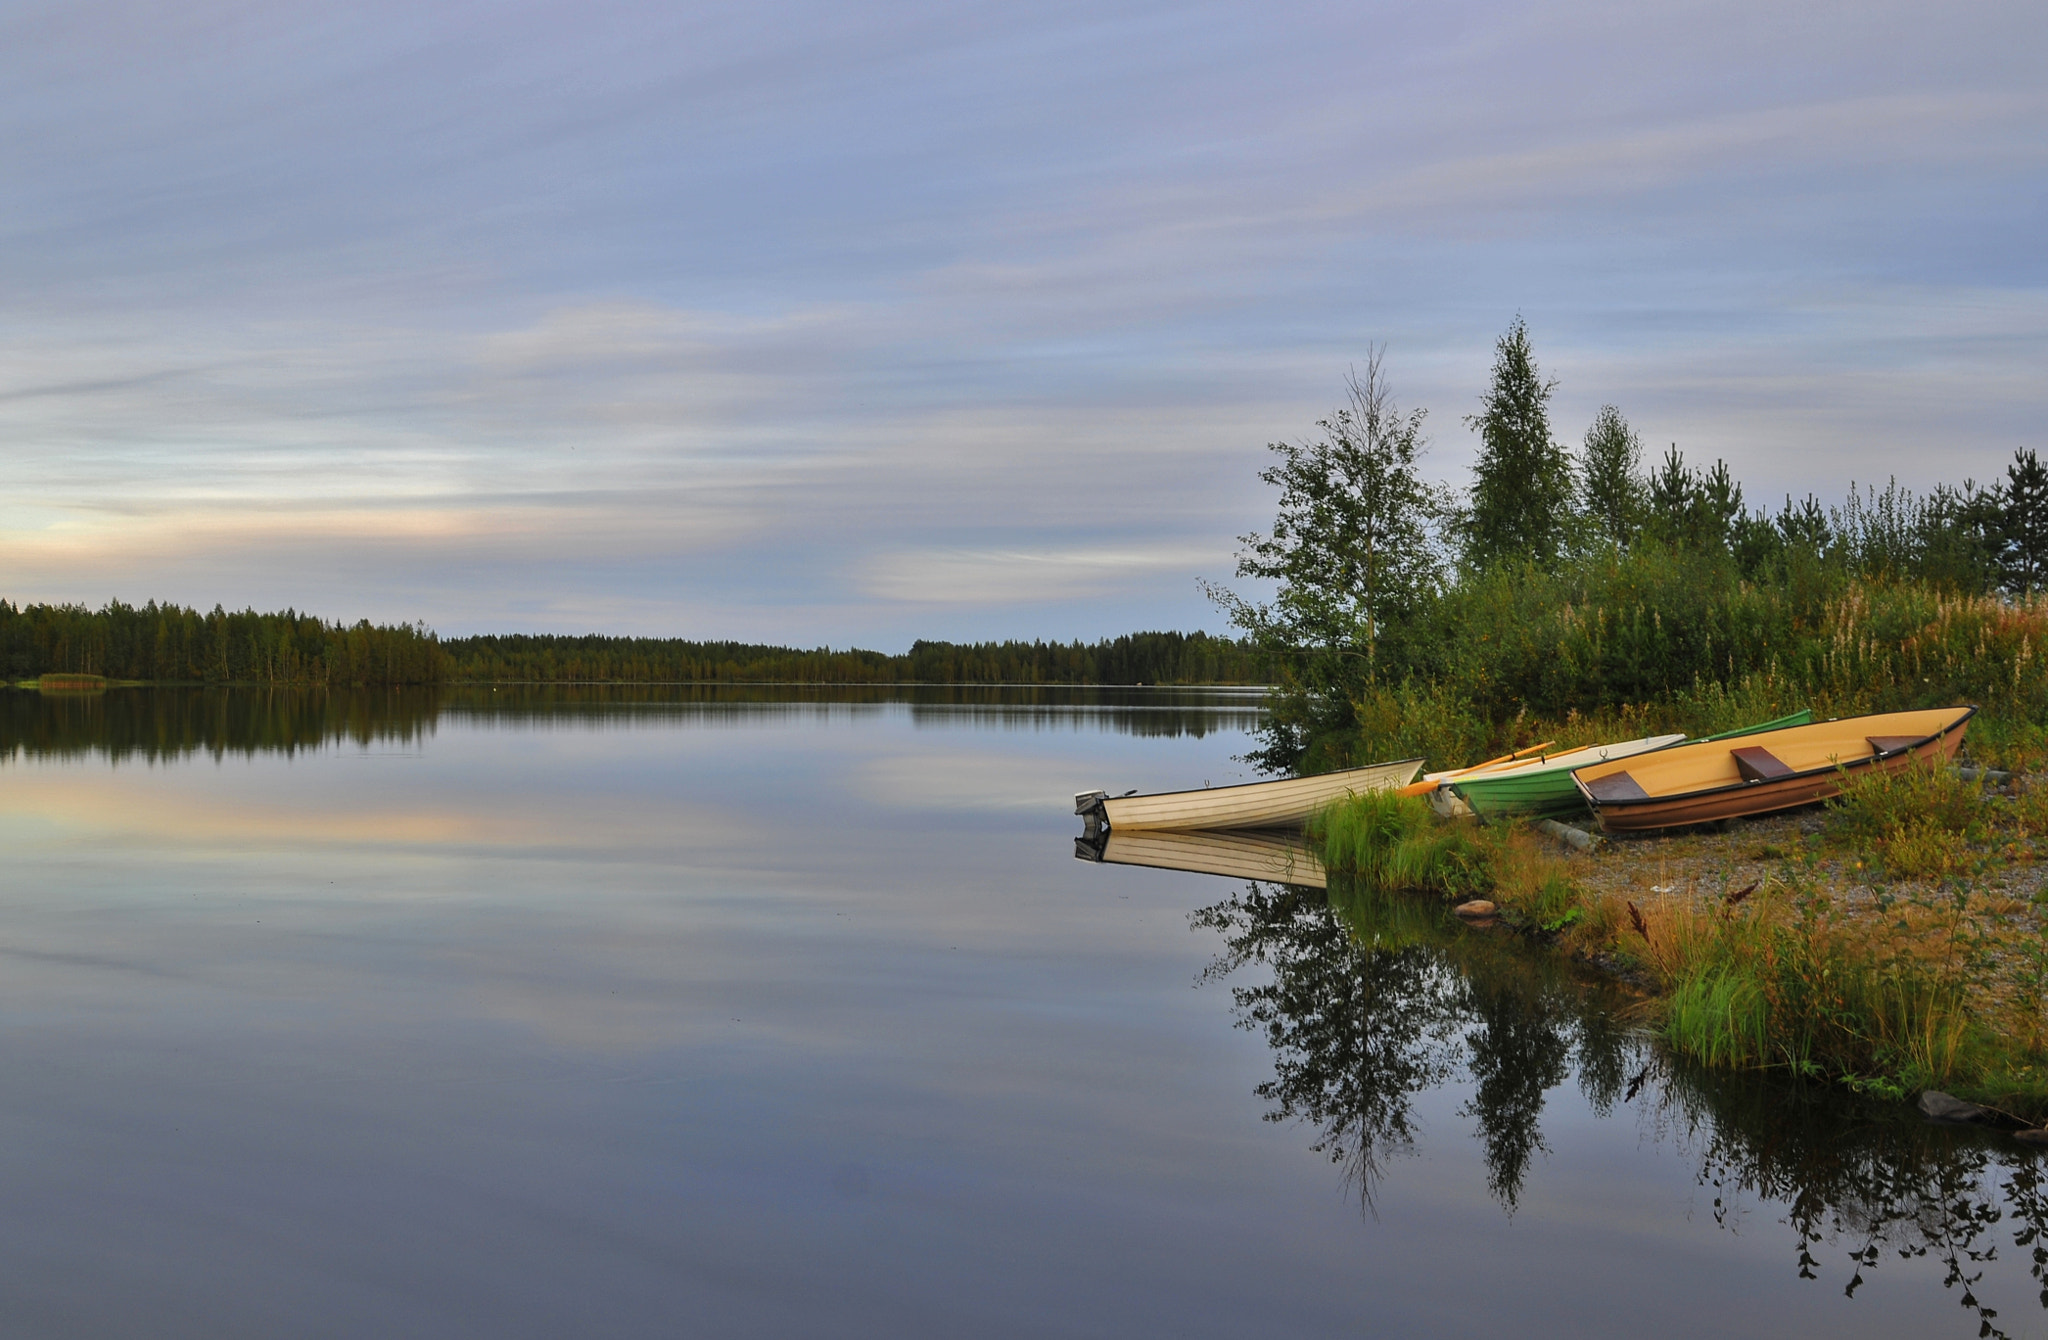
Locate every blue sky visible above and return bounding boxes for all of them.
[2,0,2043,646]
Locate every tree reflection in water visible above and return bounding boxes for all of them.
[1192,875,2048,1334]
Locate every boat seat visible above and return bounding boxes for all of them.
[1865,735,1923,757]
[1583,772,1649,802]
[1730,746,1795,783]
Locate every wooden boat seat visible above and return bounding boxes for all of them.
[1730,746,1795,783]
[1583,772,1649,802]
[1865,735,1924,757]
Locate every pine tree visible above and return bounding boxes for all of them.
[1462,317,1573,570]
[1579,404,1644,550]
[2003,447,2048,592]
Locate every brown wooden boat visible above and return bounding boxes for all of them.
[1572,705,1975,832]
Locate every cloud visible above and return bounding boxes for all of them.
[858,544,1222,606]
[0,1,2042,640]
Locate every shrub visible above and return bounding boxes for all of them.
[1825,756,1990,878]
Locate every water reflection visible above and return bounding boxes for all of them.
[0,686,441,762]
[1077,827,1327,888]
[1187,872,2048,1334]
[0,684,1265,763]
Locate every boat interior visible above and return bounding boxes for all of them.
[1575,706,1972,801]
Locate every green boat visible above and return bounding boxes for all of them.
[1450,710,1817,822]
[1449,732,1689,822]
[1693,709,1814,742]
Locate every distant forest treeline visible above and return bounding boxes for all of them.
[0,600,1266,686]
[440,630,1265,684]
[0,600,445,685]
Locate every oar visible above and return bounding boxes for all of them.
[1396,741,1557,796]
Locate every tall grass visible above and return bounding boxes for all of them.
[1309,791,1492,899]
[1303,547,2048,774]
[1310,790,1592,933]
[1602,875,2048,1106]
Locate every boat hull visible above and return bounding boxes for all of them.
[1449,733,1687,822]
[1574,707,1974,833]
[1079,757,1423,832]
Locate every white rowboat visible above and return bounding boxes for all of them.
[1074,757,1424,833]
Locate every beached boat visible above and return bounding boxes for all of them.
[1399,742,1561,819]
[1396,742,1557,798]
[1449,733,1688,821]
[1694,709,1814,742]
[1443,712,1816,823]
[1074,756,1424,833]
[1572,705,1975,832]
[1075,827,1326,889]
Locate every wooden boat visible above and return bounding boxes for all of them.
[1695,709,1814,742]
[1074,756,1423,832]
[1573,706,1975,832]
[1396,742,1556,798]
[1075,827,1326,889]
[1442,713,1815,822]
[1449,733,1688,821]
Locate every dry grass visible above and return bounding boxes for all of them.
[1562,796,2048,1110]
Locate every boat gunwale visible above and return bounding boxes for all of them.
[1108,757,1426,809]
[1447,732,1689,797]
[1571,706,1976,811]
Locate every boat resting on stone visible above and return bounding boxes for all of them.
[1397,741,1558,819]
[1572,705,1975,833]
[1074,756,1424,833]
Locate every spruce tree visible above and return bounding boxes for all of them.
[1462,317,1573,570]
[2004,447,2048,592]
[1579,404,1644,550]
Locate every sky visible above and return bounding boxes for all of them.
[2,0,2043,648]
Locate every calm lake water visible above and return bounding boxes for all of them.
[1,686,2044,1338]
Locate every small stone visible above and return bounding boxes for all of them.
[1453,900,1497,920]
[2013,1129,2048,1147]
[1918,1090,1989,1123]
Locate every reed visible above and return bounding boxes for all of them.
[1308,791,1493,899]
[1611,876,2038,1105]
[1310,791,1592,935]
[1298,551,2048,775]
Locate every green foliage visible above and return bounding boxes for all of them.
[441,629,1266,685]
[1577,404,1644,550]
[1647,886,1977,1091]
[1308,791,1493,899]
[1346,680,1493,777]
[1212,324,2048,774]
[1462,317,1574,572]
[1825,759,1990,881]
[0,599,442,685]
[0,602,1270,688]
[1642,446,1745,553]
[2005,447,2048,593]
[1209,350,1447,706]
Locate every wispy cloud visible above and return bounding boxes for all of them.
[0,0,2042,641]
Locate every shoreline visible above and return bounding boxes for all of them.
[1309,776,2048,1123]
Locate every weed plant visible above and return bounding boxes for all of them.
[1308,791,1493,900]
[1282,547,2048,775]
[1310,791,1591,934]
